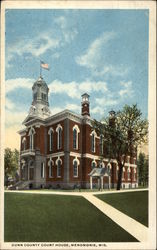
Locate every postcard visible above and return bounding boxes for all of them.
[0,1,156,250]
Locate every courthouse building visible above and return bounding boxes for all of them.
[18,76,138,189]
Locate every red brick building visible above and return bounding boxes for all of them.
[18,76,138,189]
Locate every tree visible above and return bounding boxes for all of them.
[93,104,148,190]
[137,153,149,187]
[4,148,20,186]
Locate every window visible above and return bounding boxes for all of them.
[127,168,130,180]
[34,92,37,101]
[73,129,77,149]
[100,135,103,155]
[56,124,63,150]
[49,161,53,178]
[41,162,45,178]
[72,125,80,150]
[41,93,46,101]
[133,168,136,180]
[73,160,78,177]
[22,137,26,151]
[57,160,61,177]
[48,128,54,151]
[91,161,96,169]
[91,134,95,152]
[122,168,125,179]
[116,166,119,179]
[28,127,35,150]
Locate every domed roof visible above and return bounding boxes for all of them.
[32,76,48,90]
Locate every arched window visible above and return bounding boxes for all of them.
[56,124,63,150]
[73,160,78,177]
[48,160,54,178]
[100,135,103,155]
[133,168,136,180]
[72,125,80,150]
[22,137,26,151]
[41,162,45,178]
[57,160,62,177]
[127,167,131,180]
[91,161,96,169]
[116,166,119,179]
[122,167,125,179]
[91,134,95,152]
[73,129,77,149]
[28,127,35,150]
[48,128,54,152]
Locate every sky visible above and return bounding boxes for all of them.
[5,9,149,150]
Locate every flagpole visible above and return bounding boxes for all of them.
[40,61,42,77]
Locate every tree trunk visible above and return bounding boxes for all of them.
[117,162,123,190]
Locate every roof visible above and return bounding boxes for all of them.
[89,167,110,177]
[32,76,48,90]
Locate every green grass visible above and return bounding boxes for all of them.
[5,193,138,242]
[96,191,148,227]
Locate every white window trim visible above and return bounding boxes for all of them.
[22,137,26,150]
[28,127,35,150]
[56,156,62,178]
[90,130,97,153]
[56,124,63,150]
[72,125,80,150]
[48,128,54,151]
[73,157,80,178]
[91,159,97,168]
[41,162,45,179]
[48,158,54,178]
[127,167,131,180]
[122,167,125,180]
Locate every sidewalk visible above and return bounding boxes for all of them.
[83,193,148,242]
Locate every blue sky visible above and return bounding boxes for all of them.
[5,9,149,149]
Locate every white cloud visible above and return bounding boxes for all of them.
[5,97,15,110]
[65,103,80,113]
[95,97,118,107]
[5,78,34,93]
[5,110,27,127]
[76,31,128,77]
[54,16,78,43]
[91,106,105,116]
[76,31,116,69]
[119,81,134,97]
[49,79,108,99]
[6,33,60,67]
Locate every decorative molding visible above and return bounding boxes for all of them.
[47,151,64,158]
[70,152,81,158]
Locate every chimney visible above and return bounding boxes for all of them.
[81,93,90,116]
[109,110,116,127]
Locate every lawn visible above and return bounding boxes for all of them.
[96,191,148,227]
[4,192,138,242]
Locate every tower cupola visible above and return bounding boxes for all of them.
[28,76,51,119]
[81,93,90,116]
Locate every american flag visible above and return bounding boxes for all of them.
[40,61,49,70]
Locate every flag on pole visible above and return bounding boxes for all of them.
[40,61,49,70]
